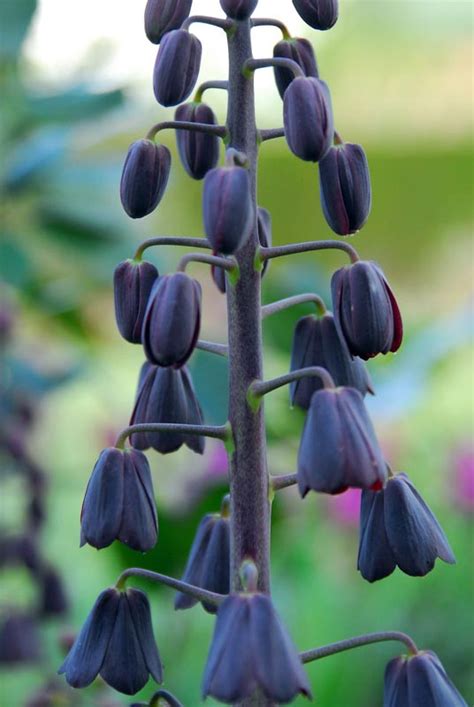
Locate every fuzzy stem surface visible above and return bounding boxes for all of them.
[301,631,419,663]
[116,568,226,607]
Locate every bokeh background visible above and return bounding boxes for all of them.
[1,0,473,705]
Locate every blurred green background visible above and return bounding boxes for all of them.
[1,0,473,705]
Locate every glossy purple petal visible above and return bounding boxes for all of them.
[118,450,158,552]
[284,77,334,162]
[80,448,124,550]
[114,260,159,343]
[153,30,202,107]
[144,0,192,44]
[127,588,163,685]
[273,37,318,99]
[203,166,254,255]
[358,488,396,582]
[292,0,338,30]
[175,102,220,180]
[120,140,171,219]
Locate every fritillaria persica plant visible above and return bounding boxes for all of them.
[59,1,467,705]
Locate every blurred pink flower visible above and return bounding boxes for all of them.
[326,487,361,527]
[206,442,229,479]
[452,444,474,513]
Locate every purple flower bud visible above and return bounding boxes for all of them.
[384,651,467,706]
[175,505,230,614]
[120,139,171,219]
[219,0,258,19]
[113,260,159,344]
[358,473,456,582]
[284,77,334,162]
[175,102,220,180]
[153,29,202,107]
[0,612,41,664]
[59,587,163,695]
[290,313,373,409]
[38,567,69,617]
[203,165,254,254]
[80,447,158,552]
[297,387,387,496]
[202,593,311,703]
[211,206,270,292]
[130,362,205,455]
[273,37,319,99]
[292,0,338,30]
[144,0,192,44]
[331,260,403,359]
[142,272,201,367]
[319,142,371,235]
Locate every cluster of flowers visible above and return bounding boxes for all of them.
[58,0,466,705]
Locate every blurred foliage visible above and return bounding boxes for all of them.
[1,1,473,706]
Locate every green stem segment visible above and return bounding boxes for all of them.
[250,18,291,39]
[244,57,305,80]
[115,423,229,450]
[116,568,226,608]
[133,237,211,261]
[259,240,360,265]
[262,293,327,319]
[248,367,336,411]
[176,252,239,281]
[146,120,227,142]
[301,631,419,664]
[194,80,229,102]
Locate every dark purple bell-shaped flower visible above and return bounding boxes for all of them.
[358,472,455,582]
[384,651,467,706]
[273,37,318,99]
[175,497,230,614]
[175,102,220,180]
[203,165,254,255]
[202,593,311,704]
[114,259,159,344]
[153,29,202,107]
[290,313,373,409]
[220,0,258,19]
[211,206,270,293]
[130,362,205,455]
[292,0,338,30]
[297,386,387,496]
[331,260,403,359]
[59,587,163,695]
[142,272,201,367]
[120,139,171,219]
[284,77,334,162]
[80,447,158,552]
[319,142,371,235]
[144,0,192,44]
[0,612,41,664]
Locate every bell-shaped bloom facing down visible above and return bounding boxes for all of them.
[273,37,319,100]
[297,387,387,496]
[59,587,163,695]
[0,612,41,664]
[120,139,171,219]
[292,0,338,30]
[212,205,271,293]
[153,29,202,107]
[202,593,311,704]
[331,260,403,360]
[114,260,159,344]
[175,510,230,614]
[319,142,371,235]
[38,567,69,617]
[80,447,158,552]
[384,651,467,707]
[175,102,220,180]
[290,313,372,409]
[130,362,205,455]
[203,165,254,255]
[144,0,193,44]
[358,472,455,582]
[220,0,258,19]
[142,272,201,367]
[284,77,334,162]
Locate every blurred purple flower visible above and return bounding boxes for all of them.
[452,444,474,513]
[327,488,361,527]
[206,442,229,480]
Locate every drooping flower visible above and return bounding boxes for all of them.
[113,259,159,344]
[203,165,254,255]
[220,0,258,19]
[80,447,158,552]
[202,593,311,704]
[0,612,41,664]
[175,498,230,614]
[319,142,372,235]
[331,260,403,359]
[284,77,334,162]
[130,362,205,455]
[59,587,163,695]
[290,312,373,409]
[120,139,171,219]
[153,29,202,107]
[144,0,193,45]
[273,37,318,99]
[297,387,387,496]
[292,0,338,30]
[174,102,220,180]
[384,651,467,706]
[358,472,455,582]
[142,272,201,368]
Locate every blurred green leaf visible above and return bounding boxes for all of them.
[0,0,37,61]
[27,86,124,125]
